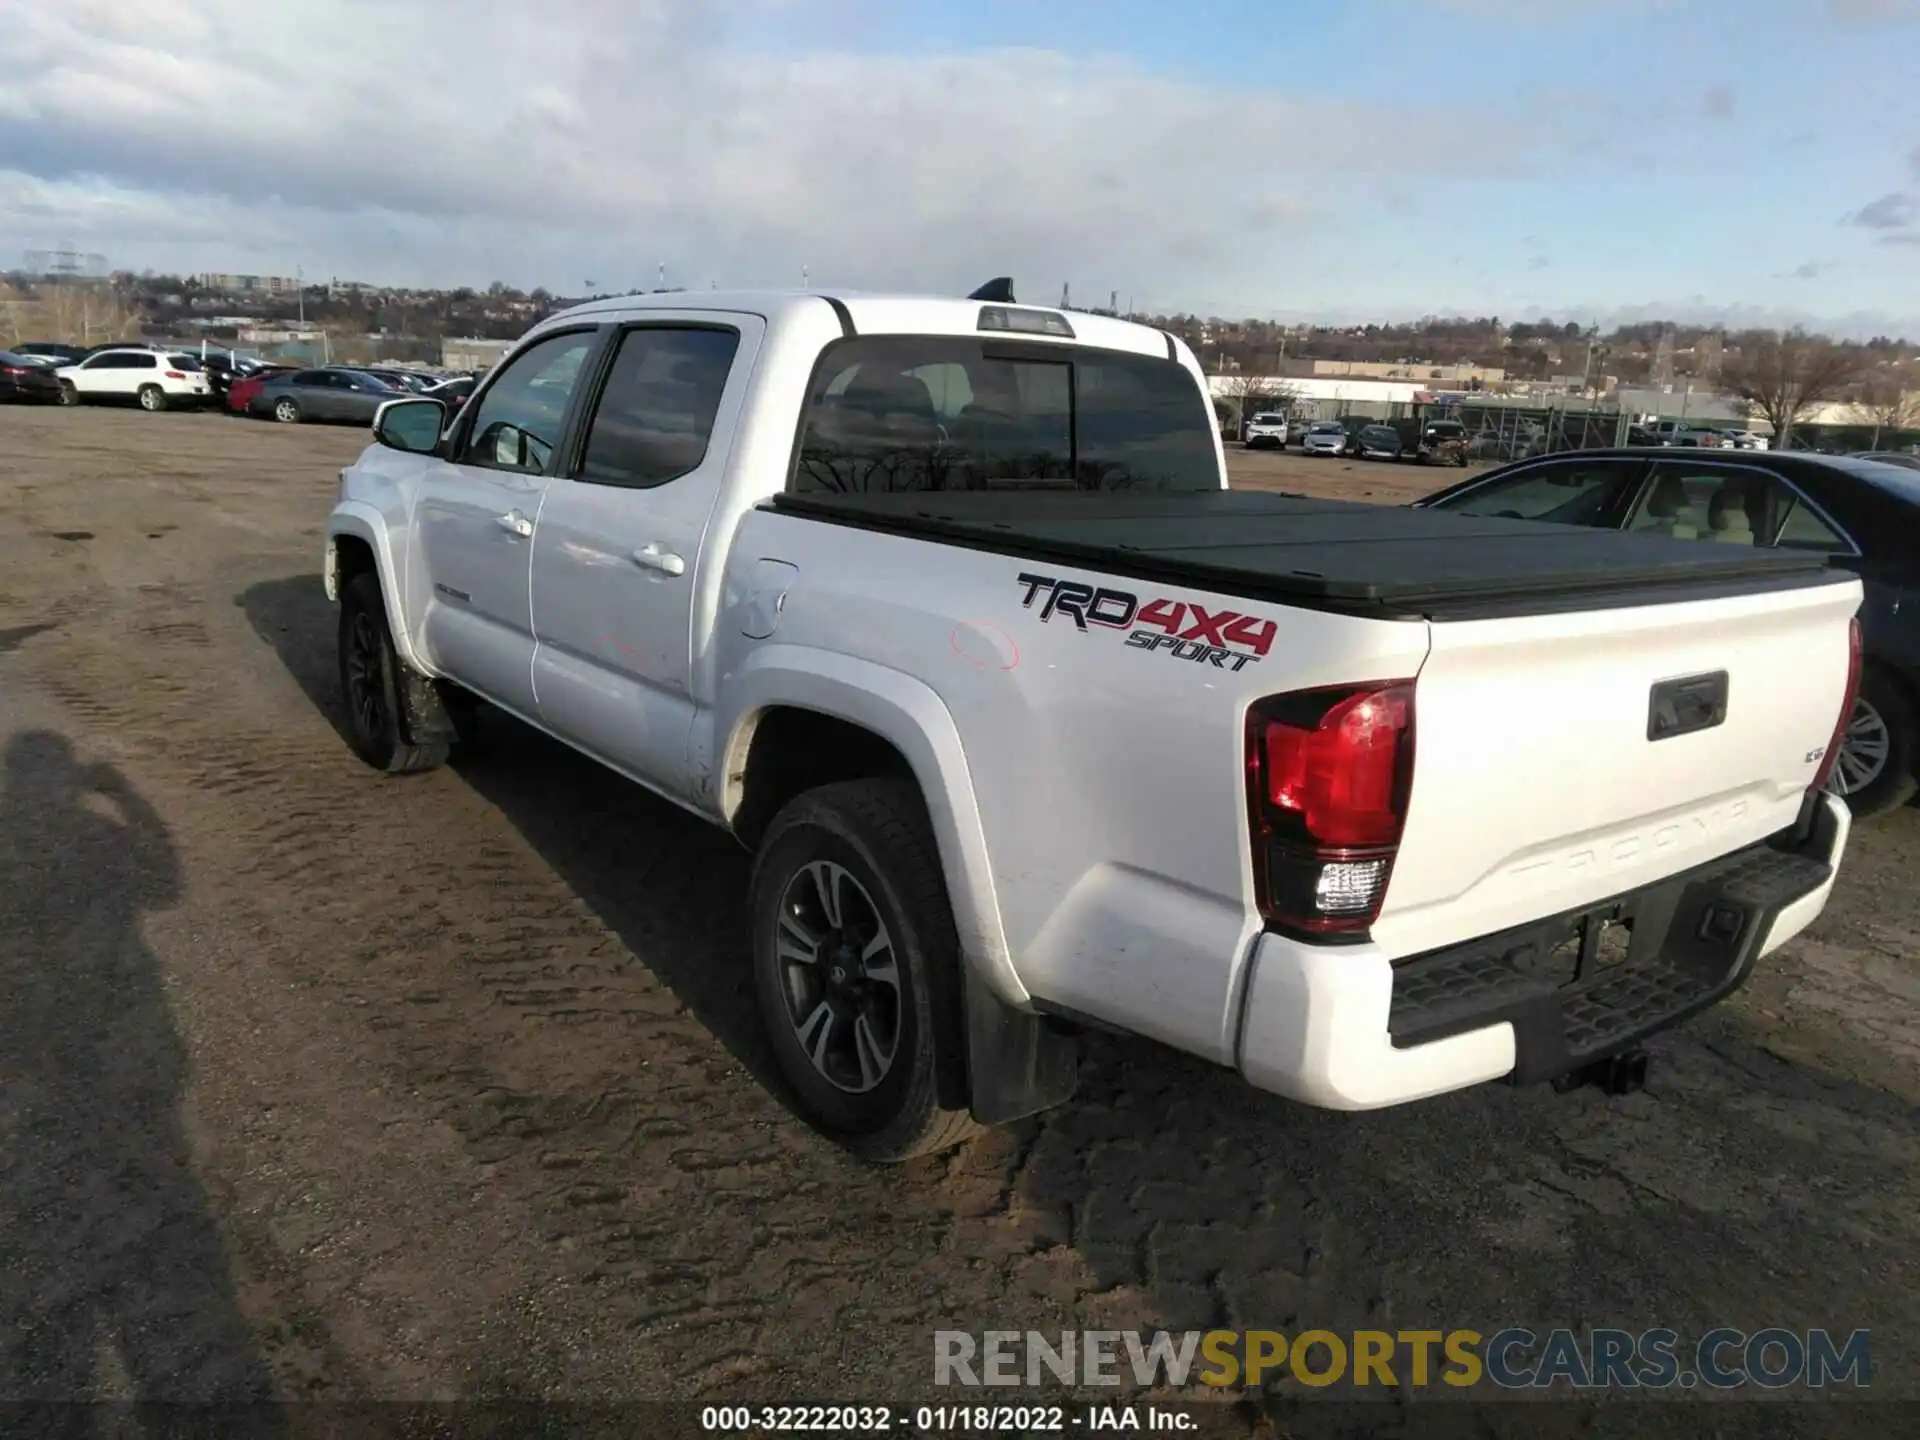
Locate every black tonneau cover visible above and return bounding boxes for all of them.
[766,489,1839,620]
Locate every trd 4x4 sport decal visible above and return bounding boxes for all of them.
[1015,572,1276,672]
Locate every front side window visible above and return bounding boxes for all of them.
[1439,459,1642,527]
[791,336,1218,495]
[457,330,598,475]
[575,326,740,488]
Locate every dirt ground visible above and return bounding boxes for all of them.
[0,407,1915,1431]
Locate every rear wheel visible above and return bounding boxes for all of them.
[750,779,981,1162]
[1829,668,1917,818]
[137,384,167,412]
[273,397,302,424]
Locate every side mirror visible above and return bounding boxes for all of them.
[373,397,446,452]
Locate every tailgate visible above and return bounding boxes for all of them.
[1374,575,1860,954]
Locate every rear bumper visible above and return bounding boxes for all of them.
[1235,791,1849,1110]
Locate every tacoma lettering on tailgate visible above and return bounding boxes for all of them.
[1015,572,1276,672]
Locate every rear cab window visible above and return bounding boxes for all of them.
[790,336,1218,494]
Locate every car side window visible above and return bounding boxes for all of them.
[1772,492,1850,552]
[1440,459,1641,526]
[1629,464,1844,549]
[128,353,157,369]
[574,327,740,489]
[457,331,597,476]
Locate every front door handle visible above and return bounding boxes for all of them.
[632,545,686,577]
[495,510,533,538]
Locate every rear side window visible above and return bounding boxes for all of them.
[576,326,740,488]
[791,336,1218,494]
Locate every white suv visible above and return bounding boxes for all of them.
[56,348,213,411]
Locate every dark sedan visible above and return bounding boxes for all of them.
[0,350,64,402]
[1414,447,1920,817]
[13,341,89,366]
[250,367,405,425]
[422,374,477,411]
[1353,423,1403,461]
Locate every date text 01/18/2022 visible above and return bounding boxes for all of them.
[1015,572,1277,673]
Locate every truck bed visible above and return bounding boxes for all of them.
[766,489,1836,620]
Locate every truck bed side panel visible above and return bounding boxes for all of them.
[719,509,1431,1064]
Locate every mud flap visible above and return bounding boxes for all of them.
[962,970,1081,1126]
[393,664,460,747]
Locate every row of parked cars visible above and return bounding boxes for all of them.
[1246,413,1473,464]
[1242,412,1779,465]
[0,340,479,423]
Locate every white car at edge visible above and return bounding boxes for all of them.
[56,346,213,411]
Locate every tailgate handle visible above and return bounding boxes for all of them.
[1647,670,1729,742]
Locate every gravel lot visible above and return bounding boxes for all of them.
[1,406,1915,1430]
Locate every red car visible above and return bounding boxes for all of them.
[226,364,298,415]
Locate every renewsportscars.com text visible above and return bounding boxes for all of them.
[933,1327,1872,1391]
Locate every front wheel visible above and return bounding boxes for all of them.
[1828,669,1917,818]
[336,572,447,775]
[57,380,79,406]
[750,779,981,1162]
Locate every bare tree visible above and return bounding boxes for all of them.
[1213,374,1303,441]
[1719,329,1867,452]
[0,282,141,348]
[0,282,28,347]
[1863,377,1920,450]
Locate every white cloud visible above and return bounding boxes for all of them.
[0,0,1565,297]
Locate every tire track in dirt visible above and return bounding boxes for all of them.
[7,568,1093,1402]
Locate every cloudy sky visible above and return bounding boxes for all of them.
[2,0,1917,333]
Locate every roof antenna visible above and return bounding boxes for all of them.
[967,277,1015,303]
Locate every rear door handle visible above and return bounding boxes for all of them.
[495,510,533,538]
[632,545,686,577]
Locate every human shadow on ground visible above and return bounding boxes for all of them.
[0,729,280,1428]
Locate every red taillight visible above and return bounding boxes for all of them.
[1247,681,1416,936]
[1810,616,1864,795]
[165,370,186,379]
[2,365,27,375]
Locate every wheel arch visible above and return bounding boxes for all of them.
[716,647,1024,1010]
[324,506,427,672]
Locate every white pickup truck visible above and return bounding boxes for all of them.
[324,285,1862,1161]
